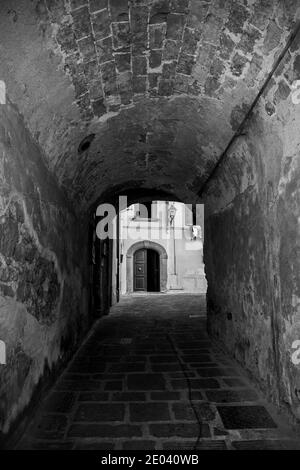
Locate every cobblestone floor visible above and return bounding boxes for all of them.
[18,294,300,450]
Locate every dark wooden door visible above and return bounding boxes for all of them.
[134,248,147,291]
[147,249,160,292]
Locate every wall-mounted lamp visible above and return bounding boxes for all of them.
[191,225,202,240]
[168,203,177,225]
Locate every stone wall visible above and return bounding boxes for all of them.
[0,99,90,442]
[204,37,300,420]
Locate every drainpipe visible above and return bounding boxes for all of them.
[116,205,120,303]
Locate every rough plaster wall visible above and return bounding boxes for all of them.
[204,35,300,420]
[0,100,90,438]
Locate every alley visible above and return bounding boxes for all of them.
[18,294,300,451]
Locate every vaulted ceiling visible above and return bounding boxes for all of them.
[0,0,299,209]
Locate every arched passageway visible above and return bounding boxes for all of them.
[0,0,300,449]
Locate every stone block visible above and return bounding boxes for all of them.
[149,50,162,69]
[239,26,262,55]
[92,9,111,39]
[197,367,237,377]
[149,24,166,49]
[206,389,259,403]
[132,76,147,93]
[210,58,225,80]
[170,0,189,14]
[132,55,147,75]
[151,363,184,372]
[177,53,195,75]
[226,2,249,34]
[68,424,143,437]
[158,79,174,96]
[78,392,109,401]
[72,6,92,39]
[148,73,160,90]
[231,53,248,76]
[110,0,129,21]
[111,392,146,401]
[149,422,200,438]
[181,27,201,55]
[166,13,186,40]
[131,6,148,35]
[112,22,131,50]
[162,61,176,80]
[174,72,189,93]
[74,403,125,421]
[187,2,209,28]
[117,71,133,93]
[70,0,88,11]
[77,35,96,62]
[104,380,123,390]
[83,59,99,82]
[151,391,181,401]
[96,36,113,63]
[56,22,77,54]
[172,402,216,421]
[127,373,166,390]
[217,405,277,429]
[0,283,14,297]
[46,0,66,22]
[108,362,145,372]
[219,32,235,60]
[202,14,223,45]
[162,39,180,60]
[223,377,247,387]
[263,20,283,53]
[129,403,170,422]
[171,378,220,389]
[100,60,117,81]
[115,52,131,72]
[89,0,108,12]
[274,80,291,103]
[249,0,274,31]
[183,354,211,362]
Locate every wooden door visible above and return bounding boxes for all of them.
[147,249,160,292]
[134,249,147,291]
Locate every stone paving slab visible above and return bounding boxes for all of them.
[17,294,300,450]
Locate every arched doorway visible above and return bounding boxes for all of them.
[126,241,168,293]
[134,248,160,292]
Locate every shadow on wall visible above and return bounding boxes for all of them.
[0,100,91,445]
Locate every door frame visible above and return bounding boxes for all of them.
[126,240,168,294]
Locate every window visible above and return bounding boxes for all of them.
[184,204,193,226]
[134,201,157,219]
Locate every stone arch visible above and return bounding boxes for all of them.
[126,241,168,294]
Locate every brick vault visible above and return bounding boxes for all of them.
[0,0,300,448]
